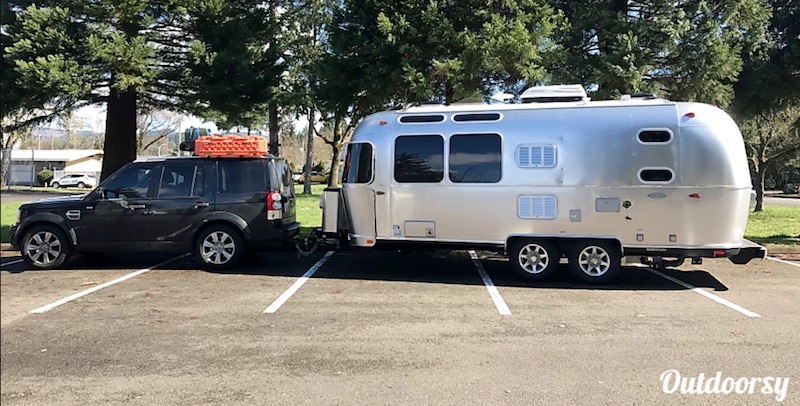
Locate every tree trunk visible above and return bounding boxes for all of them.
[268,101,279,156]
[0,147,11,188]
[327,114,345,187]
[754,159,767,212]
[302,107,315,195]
[100,84,138,182]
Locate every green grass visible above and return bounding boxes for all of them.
[294,184,326,235]
[1,202,23,244]
[743,206,800,246]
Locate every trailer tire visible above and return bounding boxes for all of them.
[509,240,560,280]
[568,240,620,284]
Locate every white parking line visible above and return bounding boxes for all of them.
[767,256,800,268]
[263,251,334,314]
[29,254,189,314]
[644,267,761,318]
[1,259,24,267]
[468,250,512,316]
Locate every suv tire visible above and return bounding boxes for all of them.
[21,225,72,269]
[195,224,245,270]
[77,182,86,188]
[51,182,60,188]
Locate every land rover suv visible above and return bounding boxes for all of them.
[10,156,300,270]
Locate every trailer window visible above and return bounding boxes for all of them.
[452,113,501,122]
[343,143,373,184]
[638,168,674,183]
[638,129,673,144]
[394,135,444,183]
[399,114,446,124]
[517,144,557,168]
[449,134,501,183]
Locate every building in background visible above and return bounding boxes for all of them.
[8,149,103,186]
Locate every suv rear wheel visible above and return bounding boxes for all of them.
[195,224,245,270]
[22,225,72,269]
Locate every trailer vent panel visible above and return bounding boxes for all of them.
[399,114,446,124]
[518,195,557,219]
[453,113,501,122]
[517,145,557,168]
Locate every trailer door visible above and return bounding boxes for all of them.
[341,142,378,241]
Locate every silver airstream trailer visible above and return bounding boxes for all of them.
[315,85,766,284]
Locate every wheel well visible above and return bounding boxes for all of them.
[16,221,73,247]
[192,221,245,246]
[506,236,622,256]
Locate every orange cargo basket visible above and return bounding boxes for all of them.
[194,135,268,158]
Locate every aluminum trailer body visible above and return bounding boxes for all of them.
[321,90,765,282]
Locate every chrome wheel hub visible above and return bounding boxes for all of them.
[25,231,62,266]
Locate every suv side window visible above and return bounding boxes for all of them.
[157,163,205,198]
[218,160,267,194]
[104,163,158,199]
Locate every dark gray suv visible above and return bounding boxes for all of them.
[10,156,300,270]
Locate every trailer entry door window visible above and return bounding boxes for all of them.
[343,142,374,184]
[449,134,502,183]
[394,135,444,183]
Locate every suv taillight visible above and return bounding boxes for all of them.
[267,192,283,220]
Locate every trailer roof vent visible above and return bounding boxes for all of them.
[520,84,588,104]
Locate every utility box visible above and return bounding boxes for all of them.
[321,187,348,234]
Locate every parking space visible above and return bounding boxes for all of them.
[1,250,799,405]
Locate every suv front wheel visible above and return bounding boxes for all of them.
[22,225,72,269]
[195,224,245,270]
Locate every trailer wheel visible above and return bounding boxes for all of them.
[509,240,560,280]
[568,240,620,284]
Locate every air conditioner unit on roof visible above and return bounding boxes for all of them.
[520,84,589,104]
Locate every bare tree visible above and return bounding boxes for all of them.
[137,110,183,156]
[741,105,800,212]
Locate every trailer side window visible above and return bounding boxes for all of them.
[638,129,673,144]
[394,135,444,183]
[638,168,674,183]
[517,144,557,168]
[343,143,373,184]
[449,134,501,183]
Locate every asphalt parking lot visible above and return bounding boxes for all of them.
[1,248,798,406]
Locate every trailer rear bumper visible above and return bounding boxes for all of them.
[728,240,768,265]
[624,239,766,265]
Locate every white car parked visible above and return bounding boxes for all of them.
[51,174,97,188]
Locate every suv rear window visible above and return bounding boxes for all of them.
[218,160,267,194]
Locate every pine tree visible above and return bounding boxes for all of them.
[548,0,770,106]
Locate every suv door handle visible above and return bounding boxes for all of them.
[194,202,210,208]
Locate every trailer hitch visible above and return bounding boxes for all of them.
[641,256,685,271]
[294,229,346,257]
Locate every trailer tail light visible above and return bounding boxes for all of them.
[267,192,283,220]
[713,250,725,257]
